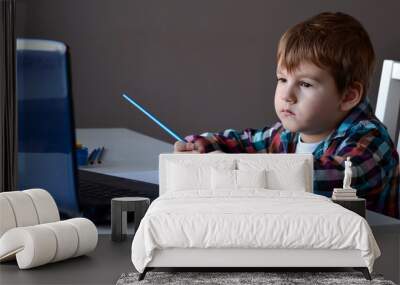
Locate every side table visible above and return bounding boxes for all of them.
[331,198,366,218]
[111,197,150,242]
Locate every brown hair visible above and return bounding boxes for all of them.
[277,12,376,98]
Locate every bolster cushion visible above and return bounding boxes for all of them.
[0,218,98,269]
[0,189,60,237]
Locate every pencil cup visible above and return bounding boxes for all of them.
[76,147,88,166]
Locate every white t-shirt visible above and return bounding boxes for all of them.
[295,134,324,154]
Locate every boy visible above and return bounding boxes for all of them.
[174,12,399,219]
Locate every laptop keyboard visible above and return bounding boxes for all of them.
[78,179,151,205]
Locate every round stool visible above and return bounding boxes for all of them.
[111,197,150,242]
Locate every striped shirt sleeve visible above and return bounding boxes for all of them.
[184,122,283,153]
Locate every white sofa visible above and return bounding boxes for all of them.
[0,189,97,269]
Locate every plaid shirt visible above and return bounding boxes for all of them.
[185,97,400,219]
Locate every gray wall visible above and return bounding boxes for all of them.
[16,0,400,144]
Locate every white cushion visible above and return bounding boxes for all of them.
[211,169,267,190]
[0,189,97,269]
[65,218,98,257]
[211,169,236,189]
[1,191,39,227]
[166,160,235,191]
[0,196,17,237]
[159,154,313,195]
[266,164,307,191]
[42,221,79,262]
[0,218,97,269]
[237,169,267,188]
[24,189,60,224]
[0,225,57,268]
[238,158,308,191]
[0,189,60,238]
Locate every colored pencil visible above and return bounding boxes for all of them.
[122,93,186,142]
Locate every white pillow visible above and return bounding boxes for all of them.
[266,164,307,191]
[211,168,236,189]
[167,160,235,191]
[238,159,308,192]
[237,169,267,188]
[211,168,267,190]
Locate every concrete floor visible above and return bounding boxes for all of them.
[0,235,133,285]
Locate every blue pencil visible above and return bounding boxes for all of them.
[96,147,105,164]
[122,93,186,142]
[87,148,97,164]
[89,148,100,164]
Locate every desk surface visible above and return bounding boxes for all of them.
[76,128,173,184]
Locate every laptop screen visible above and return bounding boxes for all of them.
[17,39,81,216]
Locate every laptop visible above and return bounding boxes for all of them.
[16,39,158,222]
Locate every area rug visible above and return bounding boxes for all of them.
[116,271,396,285]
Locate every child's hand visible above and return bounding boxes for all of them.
[174,141,205,153]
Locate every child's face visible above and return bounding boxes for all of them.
[274,61,344,141]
